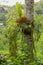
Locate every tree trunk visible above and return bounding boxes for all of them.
[24,0,34,64]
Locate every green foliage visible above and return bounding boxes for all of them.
[0,1,43,65]
[34,15,43,41]
[0,54,13,65]
[16,2,24,18]
[34,15,43,64]
[34,0,43,15]
[0,26,9,54]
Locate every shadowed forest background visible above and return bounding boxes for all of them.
[0,0,43,65]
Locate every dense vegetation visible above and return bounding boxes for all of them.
[0,0,43,65]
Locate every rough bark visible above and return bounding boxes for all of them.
[24,0,34,64]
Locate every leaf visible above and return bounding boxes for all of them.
[16,2,24,18]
